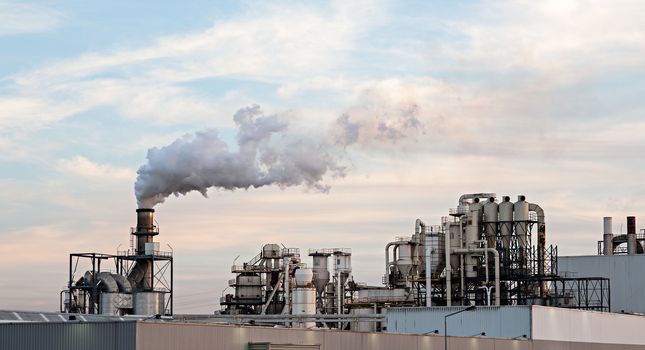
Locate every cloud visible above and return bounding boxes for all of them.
[0,1,62,36]
[57,156,134,181]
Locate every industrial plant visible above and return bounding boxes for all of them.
[3,192,645,350]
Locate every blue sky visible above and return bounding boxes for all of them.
[2,0,645,313]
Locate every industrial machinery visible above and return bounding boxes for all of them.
[60,209,173,316]
[219,193,610,330]
[598,216,645,255]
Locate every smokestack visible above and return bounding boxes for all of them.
[603,217,613,256]
[134,208,158,255]
[627,216,637,255]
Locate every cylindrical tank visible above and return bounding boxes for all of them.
[499,196,513,250]
[603,217,613,255]
[292,288,316,328]
[424,226,445,276]
[311,254,330,295]
[334,252,352,274]
[514,195,530,249]
[294,268,314,287]
[448,222,461,269]
[463,212,481,278]
[350,307,376,332]
[396,243,413,276]
[134,292,164,315]
[483,197,499,249]
[627,216,637,255]
[100,293,119,315]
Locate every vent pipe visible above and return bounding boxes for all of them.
[603,217,613,256]
[135,208,158,255]
[627,216,637,255]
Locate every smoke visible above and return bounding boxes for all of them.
[135,105,345,208]
[333,80,426,147]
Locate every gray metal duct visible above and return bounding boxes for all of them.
[96,272,119,292]
[528,202,545,277]
[458,193,496,206]
[112,273,133,293]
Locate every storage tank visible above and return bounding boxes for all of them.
[424,226,445,276]
[514,195,530,249]
[134,292,164,315]
[311,254,330,296]
[396,243,413,277]
[499,196,513,250]
[334,251,352,274]
[483,197,499,249]
[292,288,316,328]
[294,268,314,287]
[463,212,480,278]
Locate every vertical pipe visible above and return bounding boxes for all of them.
[425,233,432,307]
[282,257,290,319]
[627,216,637,255]
[603,217,614,256]
[337,271,342,329]
[444,221,452,306]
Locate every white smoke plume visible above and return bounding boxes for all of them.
[135,105,345,208]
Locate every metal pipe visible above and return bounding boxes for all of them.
[282,257,290,319]
[458,193,497,206]
[459,219,464,304]
[627,216,637,255]
[425,233,432,307]
[337,271,342,328]
[384,242,396,287]
[603,217,614,255]
[444,220,452,306]
[528,203,546,276]
[452,248,500,306]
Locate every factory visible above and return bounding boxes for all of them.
[2,192,645,349]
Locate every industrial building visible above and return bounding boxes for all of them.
[2,192,645,349]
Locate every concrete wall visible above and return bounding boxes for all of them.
[135,321,644,350]
[558,255,645,313]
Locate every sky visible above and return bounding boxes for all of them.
[1,0,645,313]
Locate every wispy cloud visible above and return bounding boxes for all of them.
[57,156,134,181]
[0,1,63,36]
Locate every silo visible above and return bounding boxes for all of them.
[396,243,413,277]
[310,253,330,296]
[514,195,530,250]
[483,197,499,250]
[499,196,514,250]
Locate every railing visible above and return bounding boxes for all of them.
[117,250,172,257]
[308,248,351,255]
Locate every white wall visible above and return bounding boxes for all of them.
[531,305,645,345]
